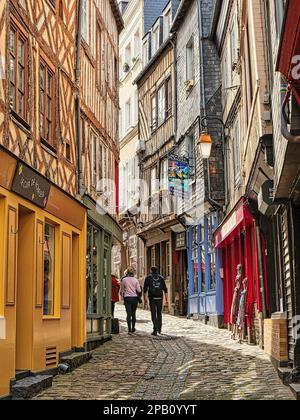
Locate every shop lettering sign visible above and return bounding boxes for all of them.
[168,155,190,199]
[176,232,187,250]
[221,211,237,241]
[12,163,51,208]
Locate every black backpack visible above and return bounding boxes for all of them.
[149,275,163,298]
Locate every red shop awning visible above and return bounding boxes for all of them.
[214,198,254,248]
[277,0,300,106]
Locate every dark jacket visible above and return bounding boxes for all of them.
[144,274,168,299]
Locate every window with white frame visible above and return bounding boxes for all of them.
[157,84,166,126]
[150,166,158,196]
[134,89,139,126]
[133,30,141,60]
[142,36,150,66]
[232,118,241,186]
[124,43,131,71]
[185,134,195,176]
[91,132,97,187]
[82,0,89,43]
[163,7,172,41]
[125,99,131,131]
[119,108,123,139]
[151,94,157,130]
[186,37,195,81]
[160,159,168,191]
[152,23,160,56]
[274,0,285,36]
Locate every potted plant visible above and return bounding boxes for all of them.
[123,62,130,73]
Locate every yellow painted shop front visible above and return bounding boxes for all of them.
[0,150,86,398]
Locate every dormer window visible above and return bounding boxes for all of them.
[152,22,160,55]
[142,34,150,67]
[163,6,172,41]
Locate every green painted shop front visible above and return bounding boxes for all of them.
[84,196,123,350]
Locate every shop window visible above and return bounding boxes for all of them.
[43,223,55,316]
[208,216,217,290]
[151,246,156,268]
[86,225,101,315]
[200,225,206,293]
[103,249,108,315]
[166,242,171,277]
[9,21,28,122]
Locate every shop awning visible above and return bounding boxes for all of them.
[277,0,300,106]
[214,198,254,248]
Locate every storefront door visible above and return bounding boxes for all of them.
[16,205,35,371]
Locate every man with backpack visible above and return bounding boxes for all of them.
[143,267,168,336]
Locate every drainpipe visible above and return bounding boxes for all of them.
[256,226,267,319]
[197,0,206,117]
[170,39,178,139]
[76,0,84,196]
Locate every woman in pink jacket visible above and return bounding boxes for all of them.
[121,267,141,335]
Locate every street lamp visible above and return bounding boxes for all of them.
[199,116,226,158]
[198,131,213,159]
[198,115,228,209]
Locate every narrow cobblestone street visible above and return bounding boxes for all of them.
[34,306,294,401]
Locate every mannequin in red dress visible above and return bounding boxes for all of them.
[230,264,242,340]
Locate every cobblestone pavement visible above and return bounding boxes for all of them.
[35,305,294,400]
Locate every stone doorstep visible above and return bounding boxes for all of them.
[11,375,53,400]
[60,351,92,372]
[289,383,300,400]
[278,367,293,385]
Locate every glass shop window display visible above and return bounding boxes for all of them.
[44,223,55,316]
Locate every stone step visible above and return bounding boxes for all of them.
[278,367,293,385]
[12,375,53,400]
[289,383,300,400]
[15,370,31,382]
[60,351,92,372]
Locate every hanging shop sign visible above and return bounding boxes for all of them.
[175,232,187,250]
[168,155,190,198]
[12,162,51,208]
[258,180,274,215]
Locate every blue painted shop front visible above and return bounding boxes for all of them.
[187,214,224,326]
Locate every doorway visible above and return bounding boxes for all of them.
[16,205,35,372]
[71,232,81,349]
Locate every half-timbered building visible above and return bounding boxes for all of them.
[0,0,86,398]
[135,0,180,314]
[79,0,123,348]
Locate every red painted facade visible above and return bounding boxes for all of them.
[215,199,268,328]
[277,0,300,105]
